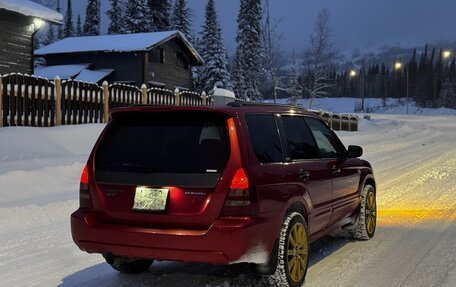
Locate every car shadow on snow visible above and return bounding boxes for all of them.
[59,236,351,287]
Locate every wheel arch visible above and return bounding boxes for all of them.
[364,176,376,191]
[284,201,309,225]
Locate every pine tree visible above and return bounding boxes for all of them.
[107,0,123,35]
[83,0,101,36]
[171,0,192,41]
[148,0,171,31]
[56,0,63,39]
[191,36,203,90]
[43,24,55,45]
[199,0,232,92]
[63,0,74,38]
[124,0,152,33]
[288,50,302,105]
[76,14,82,36]
[232,49,245,98]
[234,0,263,100]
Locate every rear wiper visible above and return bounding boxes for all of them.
[107,163,156,172]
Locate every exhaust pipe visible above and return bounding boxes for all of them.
[103,252,115,265]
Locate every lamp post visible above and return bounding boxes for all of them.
[31,18,45,74]
[394,61,409,114]
[350,69,365,112]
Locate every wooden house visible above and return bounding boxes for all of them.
[0,0,62,75]
[35,31,204,89]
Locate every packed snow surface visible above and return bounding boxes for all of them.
[1,114,456,286]
[0,0,62,23]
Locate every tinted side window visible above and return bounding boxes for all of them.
[305,118,346,158]
[281,116,319,160]
[245,114,283,163]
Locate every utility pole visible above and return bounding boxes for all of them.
[406,68,409,115]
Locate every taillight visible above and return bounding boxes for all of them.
[79,164,93,209]
[221,168,257,216]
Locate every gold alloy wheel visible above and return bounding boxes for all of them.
[287,222,308,283]
[365,191,377,235]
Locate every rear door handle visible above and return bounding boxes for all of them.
[332,165,341,174]
[298,169,310,181]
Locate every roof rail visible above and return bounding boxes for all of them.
[227,100,299,109]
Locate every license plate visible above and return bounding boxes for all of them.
[133,187,169,212]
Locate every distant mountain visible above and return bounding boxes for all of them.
[338,40,456,71]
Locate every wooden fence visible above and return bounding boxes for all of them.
[0,73,210,127]
[0,73,357,131]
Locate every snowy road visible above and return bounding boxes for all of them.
[1,115,456,287]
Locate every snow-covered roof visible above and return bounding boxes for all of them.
[0,0,62,24]
[35,31,204,64]
[34,64,91,79]
[75,69,113,83]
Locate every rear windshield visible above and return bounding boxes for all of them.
[95,112,230,174]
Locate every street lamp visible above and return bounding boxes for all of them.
[349,69,365,112]
[394,61,403,71]
[31,18,46,74]
[33,18,45,30]
[394,60,409,114]
[443,50,452,60]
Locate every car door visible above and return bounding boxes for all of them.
[304,117,361,224]
[279,114,333,235]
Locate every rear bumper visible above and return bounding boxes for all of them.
[71,209,279,265]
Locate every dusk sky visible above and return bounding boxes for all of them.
[71,0,456,55]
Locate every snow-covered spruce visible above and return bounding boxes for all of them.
[75,14,82,36]
[170,0,193,42]
[62,0,74,38]
[124,0,151,33]
[107,0,123,35]
[288,50,302,106]
[82,0,100,36]
[199,0,232,93]
[148,0,171,32]
[234,0,263,100]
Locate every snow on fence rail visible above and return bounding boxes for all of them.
[0,73,212,127]
[0,73,56,127]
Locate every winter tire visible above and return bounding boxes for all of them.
[351,184,377,240]
[266,212,309,287]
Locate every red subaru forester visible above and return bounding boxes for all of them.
[71,102,376,286]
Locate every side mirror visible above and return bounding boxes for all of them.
[347,145,363,158]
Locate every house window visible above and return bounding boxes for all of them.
[175,51,189,70]
[160,48,165,64]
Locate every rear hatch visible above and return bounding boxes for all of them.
[92,110,235,230]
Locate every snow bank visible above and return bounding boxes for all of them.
[0,0,62,23]
[0,124,104,207]
[265,97,456,115]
